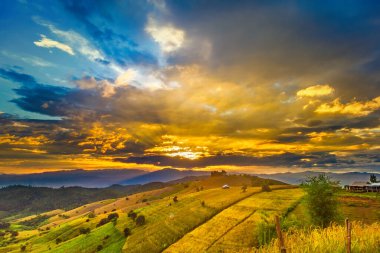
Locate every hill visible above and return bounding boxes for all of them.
[0,183,167,219]
[0,169,147,188]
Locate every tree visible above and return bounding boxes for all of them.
[124,227,131,237]
[173,196,178,203]
[370,174,377,183]
[128,210,137,220]
[241,185,247,192]
[135,215,146,226]
[79,227,90,234]
[107,212,119,221]
[261,184,271,192]
[302,174,340,227]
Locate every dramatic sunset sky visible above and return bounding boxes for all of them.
[1,0,380,174]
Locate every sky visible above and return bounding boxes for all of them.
[0,0,380,174]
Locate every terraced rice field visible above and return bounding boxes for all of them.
[164,188,304,253]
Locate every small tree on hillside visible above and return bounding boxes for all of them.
[241,185,247,192]
[302,174,340,228]
[135,215,145,226]
[370,174,377,183]
[124,227,131,237]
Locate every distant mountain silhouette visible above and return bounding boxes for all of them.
[254,171,380,185]
[0,169,147,188]
[119,168,209,185]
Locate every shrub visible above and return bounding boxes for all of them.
[242,184,248,192]
[201,201,205,207]
[88,212,96,218]
[107,212,119,221]
[135,215,146,226]
[124,227,131,237]
[10,231,19,237]
[261,184,271,192]
[56,238,62,244]
[128,210,137,220]
[302,174,340,227]
[0,222,10,229]
[20,245,26,252]
[96,218,109,227]
[173,196,178,203]
[79,227,91,234]
[96,245,103,251]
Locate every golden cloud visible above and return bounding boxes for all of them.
[315,96,380,116]
[296,84,334,98]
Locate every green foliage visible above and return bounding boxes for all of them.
[20,244,26,252]
[302,174,340,227]
[87,212,95,219]
[96,245,103,251]
[19,215,49,228]
[256,221,276,247]
[135,215,146,226]
[0,183,167,218]
[79,227,90,234]
[370,174,377,183]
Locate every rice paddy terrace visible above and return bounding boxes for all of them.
[0,175,378,253]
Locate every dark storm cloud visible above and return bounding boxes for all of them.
[166,0,380,100]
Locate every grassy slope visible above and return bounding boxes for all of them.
[164,188,304,253]
[0,176,285,253]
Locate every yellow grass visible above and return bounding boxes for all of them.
[253,222,380,253]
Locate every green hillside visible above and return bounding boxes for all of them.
[0,175,378,253]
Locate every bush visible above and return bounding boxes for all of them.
[124,227,131,237]
[56,238,62,244]
[302,174,340,227]
[96,245,103,251]
[0,222,10,229]
[20,245,26,252]
[10,231,19,237]
[128,210,137,220]
[107,212,119,221]
[173,196,178,203]
[88,212,95,218]
[135,215,146,226]
[79,227,91,234]
[261,184,271,192]
[96,218,109,227]
[201,201,205,207]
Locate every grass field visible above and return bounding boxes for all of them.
[254,221,380,253]
[164,188,304,253]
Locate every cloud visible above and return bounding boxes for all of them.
[145,16,185,53]
[34,35,75,55]
[297,84,334,98]
[34,18,104,62]
[315,97,380,116]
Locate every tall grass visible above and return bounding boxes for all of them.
[254,221,380,253]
